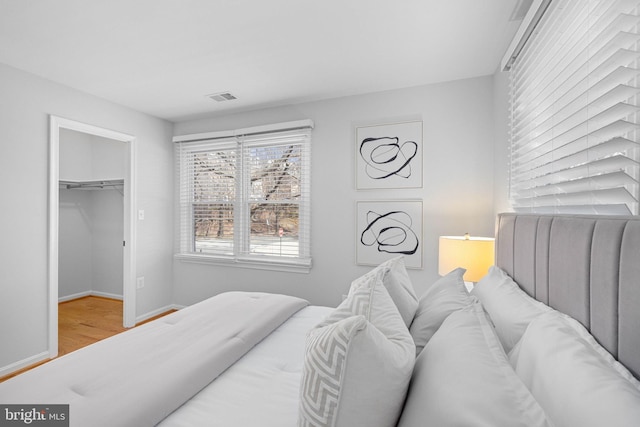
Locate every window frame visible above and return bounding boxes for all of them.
[174,120,313,273]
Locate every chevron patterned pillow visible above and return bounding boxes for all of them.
[298,268,415,427]
[298,315,368,426]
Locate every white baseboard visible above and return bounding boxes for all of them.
[58,291,123,303]
[135,304,183,324]
[91,291,123,300]
[58,291,91,302]
[0,351,50,378]
[58,293,178,324]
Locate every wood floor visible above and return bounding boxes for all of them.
[0,296,175,383]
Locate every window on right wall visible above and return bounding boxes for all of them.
[508,0,640,215]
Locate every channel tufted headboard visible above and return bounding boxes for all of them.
[495,213,640,379]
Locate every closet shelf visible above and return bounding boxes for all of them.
[59,179,124,190]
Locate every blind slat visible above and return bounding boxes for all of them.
[513,141,639,181]
[515,169,638,195]
[512,186,638,207]
[509,0,640,215]
[514,204,633,215]
[176,126,312,263]
[512,109,638,171]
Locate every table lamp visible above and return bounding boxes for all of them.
[438,233,495,282]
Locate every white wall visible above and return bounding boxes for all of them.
[91,189,124,297]
[173,76,497,307]
[58,188,124,300]
[59,129,126,181]
[59,129,93,181]
[59,189,94,298]
[0,62,174,374]
[59,130,125,300]
[492,70,513,216]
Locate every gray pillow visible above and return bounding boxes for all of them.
[376,256,418,327]
[345,257,418,328]
[510,310,640,427]
[409,267,471,355]
[398,302,551,427]
[471,266,550,353]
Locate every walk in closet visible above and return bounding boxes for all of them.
[58,128,126,302]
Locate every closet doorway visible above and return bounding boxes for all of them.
[48,116,137,358]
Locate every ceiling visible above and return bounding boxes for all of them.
[0,0,530,122]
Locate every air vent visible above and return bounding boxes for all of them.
[207,92,237,102]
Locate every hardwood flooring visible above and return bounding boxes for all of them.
[0,296,175,383]
[58,296,128,357]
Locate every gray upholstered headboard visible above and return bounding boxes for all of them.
[495,213,640,379]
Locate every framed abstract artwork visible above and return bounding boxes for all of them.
[355,121,423,189]
[356,200,423,269]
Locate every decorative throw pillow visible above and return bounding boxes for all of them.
[509,310,640,427]
[471,266,550,353]
[398,302,551,427]
[376,256,418,327]
[345,257,418,328]
[299,268,415,427]
[409,267,471,355]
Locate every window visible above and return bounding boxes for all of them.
[507,0,640,215]
[175,120,312,271]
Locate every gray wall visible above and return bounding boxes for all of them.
[492,70,513,217]
[59,130,126,300]
[59,189,94,298]
[0,62,174,373]
[173,75,497,307]
[59,188,124,300]
[0,60,512,376]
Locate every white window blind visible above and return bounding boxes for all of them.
[509,0,640,215]
[175,121,312,271]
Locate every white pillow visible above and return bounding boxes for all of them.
[471,266,550,353]
[299,268,415,427]
[409,268,471,355]
[347,257,418,327]
[509,310,640,427]
[398,302,550,427]
[376,256,418,327]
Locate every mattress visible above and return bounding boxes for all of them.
[159,305,333,426]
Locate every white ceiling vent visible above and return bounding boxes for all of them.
[207,92,237,102]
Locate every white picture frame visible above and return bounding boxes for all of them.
[355,120,423,189]
[356,200,423,269]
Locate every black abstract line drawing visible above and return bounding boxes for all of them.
[355,121,422,190]
[356,200,423,268]
[360,209,419,255]
[359,136,418,180]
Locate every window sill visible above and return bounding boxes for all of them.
[174,253,312,274]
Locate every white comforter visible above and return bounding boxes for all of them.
[0,292,308,427]
[159,305,333,426]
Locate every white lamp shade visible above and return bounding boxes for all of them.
[439,236,495,282]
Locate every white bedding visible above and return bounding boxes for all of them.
[159,305,333,427]
[0,292,309,427]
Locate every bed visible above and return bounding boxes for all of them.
[1,213,639,426]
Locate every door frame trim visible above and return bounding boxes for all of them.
[48,116,137,357]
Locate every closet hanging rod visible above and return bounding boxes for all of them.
[59,179,124,190]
